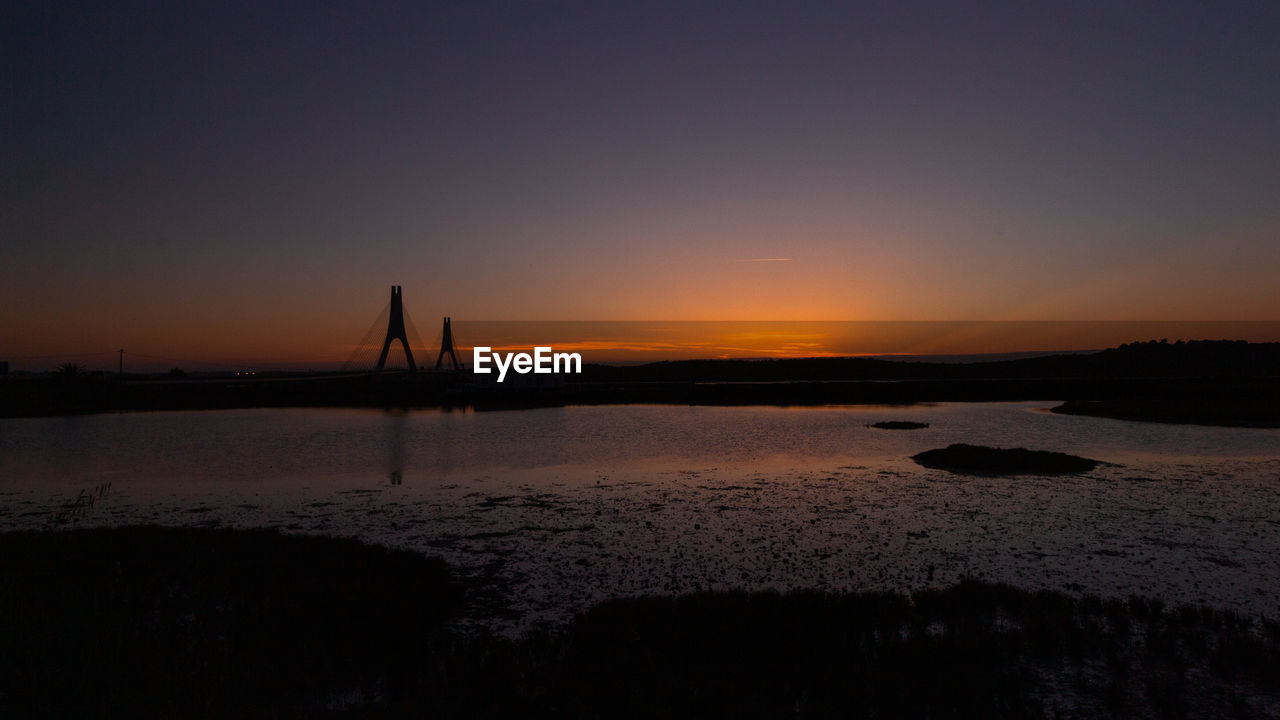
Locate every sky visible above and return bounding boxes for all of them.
[3,1,1279,367]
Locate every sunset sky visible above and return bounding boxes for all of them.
[3,1,1278,368]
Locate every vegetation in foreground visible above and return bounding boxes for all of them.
[3,526,1279,718]
[0,527,458,718]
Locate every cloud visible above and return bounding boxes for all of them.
[732,257,793,263]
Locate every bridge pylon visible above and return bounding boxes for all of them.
[436,317,462,371]
[375,285,417,374]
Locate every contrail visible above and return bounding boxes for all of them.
[733,257,793,263]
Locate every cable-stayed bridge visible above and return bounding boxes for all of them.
[4,286,463,378]
[342,286,463,375]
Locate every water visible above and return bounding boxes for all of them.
[3,402,1278,631]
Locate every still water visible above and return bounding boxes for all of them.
[3,403,1279,630]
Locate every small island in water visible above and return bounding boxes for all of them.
[912,443,1101,475]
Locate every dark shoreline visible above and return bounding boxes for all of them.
[5,340,1279,425]
[1050,395,1280,428]
[4,526,1278,718]
[5,375,1280,428]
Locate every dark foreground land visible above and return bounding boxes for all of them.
[4,340,1280,425]
[3,527,1279,718]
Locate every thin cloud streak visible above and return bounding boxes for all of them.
[733,258,794,263]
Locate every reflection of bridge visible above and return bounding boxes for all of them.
[343,286,463,375]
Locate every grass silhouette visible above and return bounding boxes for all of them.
[3,526,1277,717]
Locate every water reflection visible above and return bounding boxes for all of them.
[2,403,1277,493]
[386,409,406,485]
[5,403,1280,629]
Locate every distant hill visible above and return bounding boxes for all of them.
[576,340,1280,383]
[1088,339,1280,378]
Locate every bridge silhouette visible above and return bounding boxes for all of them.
[343,286,463,375]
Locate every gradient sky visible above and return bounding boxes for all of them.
[3,1,1279,366]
